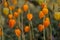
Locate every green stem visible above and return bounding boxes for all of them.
[10,10,12,14]
[44,0,46,4]
[50,25,52,40]
[18,10,22,40]
[43,16,45,40]
[5,34,13,40]
[18,37,20,40]
[21,12,25,40]
[43,29,45,40]
[2,27,4,40]
[0,37,1,40]
[29,23,32,40]
[0,15,4,40]
[30,21,34,39]
[46,28,49,40]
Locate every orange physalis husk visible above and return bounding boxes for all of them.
[43,17,50,28]
[38,24,44,32]
[24,26,30,32]
[15,28,21,37]
[11,0,17,5]
[14,12,19,18]
[0,28,2,36]
[27,13,33,21]
[8,19,16,28]
[41,3,47,8]
[17,8,22,14]
[23,4,29,12]
[13,1,17,5]
[45,17,50,21]
[58,23,60,28]
[41,3,45,8]
[39,11,45,19]
[8,14,13,19]
[9,6,15,10]
[42,8,48,15]
[4,1,8,7]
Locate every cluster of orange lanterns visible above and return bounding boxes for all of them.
[0,0,51,39]
[38,3,50,32]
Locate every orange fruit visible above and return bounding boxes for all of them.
[43,21,50,28]
[11,0,17,5]
[24,26,30,32]
[45,17,50,21]
[58,23,60,28]
[23,4,28,12]
[43,17,50,28]
[8,19,16,28]
[42,8,48,15]
[8,14,13,19]
[9,6,15,10]
[15,28,21,37]
[14,12,19,18]
[38,24,44,32]
[4,1,8,7]
[41,3,47,8]
[41,3,45,8]
[27,13,33,21]
[0,28,2,36]
[39,11,45,19]
[13,1,17,5]
[17,8,22,14]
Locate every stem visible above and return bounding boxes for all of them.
[18,10,21,28]
[18,8,22,40]
[2,27,4,40]
[43,29,45,40]
[0,37,1,40]
[44,0,46,4]
[50,25,52,40]
[29,23,32,40]
[21,12,25,40]
[43,16,45,40]
[46,28,49,40]
[5,34,13,40]
[18,37,20,40]
[10,10,12,14]
[30,21,34,39]
[0,15,4,40]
